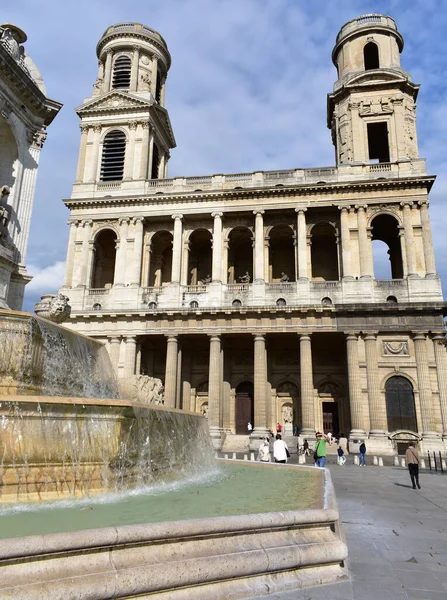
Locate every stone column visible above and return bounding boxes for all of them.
[176,343,182,409]
[253,335,268,434]
[364,333,387,435]
[130,45,140,91]
[135,342,142,376]
[432,335,447,435]
[75,125,89,183]
[253,210,265,281]
[78,220,92,287]
[160,76,166,106]
[103,50,113,92]
[208,335,222,437]
[150,55,158,97]
[346,333,367,437]
[148,133,155,179]
[419,201,437,277]
[89,125,102,183]
[63,221,79,287]
[401,202,417,277]
[164,335,178,408]
[182,342,192,411]
[124,337,137,378]
[222,238,229,283]
[129,217,144,285]
[171,214,183,284]
[296,208,308,279]
[141,239,151,288]
[211,212,223,283]
[124,121,137,180]
[299,334,315,437]
[139,122,150,180]
[114,218,129,286]
[108,337,121,374]
[339,205,353,279]
[356,205,373,278]
[413,333,438,437]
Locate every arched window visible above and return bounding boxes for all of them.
[371,214,403,279]
[232,299,242,307]
[100,131,126,181]
[112,55,131,89]
[151,144,160,179]
[189,300,199,309]
[276,298,286,307]
[364,42,379,70]
[311,223,339,281]
[91,229,117,288]
[386,376,417,432]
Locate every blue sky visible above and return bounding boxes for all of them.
[3,0,447,311]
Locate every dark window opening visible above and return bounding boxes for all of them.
[155,70,162,103]
[364,42,379,70]
[311,223,339,281]
[92,229,117,287]
[371,214,403,279]
[100,131,126,181]
[367,122,390,163]
[112,56,131,89]
[151,144,160,179]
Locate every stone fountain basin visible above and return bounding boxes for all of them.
[0,462,348,599]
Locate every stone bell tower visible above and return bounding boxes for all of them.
[72,23,176,198]
[327,14,419,166]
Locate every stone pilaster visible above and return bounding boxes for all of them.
[171,214,183,284]
[432,335,447,436]
[108,337,121,374]
[296,208,308,280]
[130,217,144,285]
[208,335,222,441]
[139,122,150,180]
[63,221,79,288]
[211,212,223,283]
[253,334,269,435]
[75,125,89,183]
[78,220,92,287]
[364,333,387,435]
[103,50,113,92]
[124,121,137,180]
[356,205,373,278]
[164,335,178,408]
[253,210,265,282]
[124,336,137,378]
[413,333,439,438]
[150,55,158,97]
[339,205,353,279]
[346,333,367,437]
[299,334,314,437]
[130,45,140,91]
[113,218,129,286]
[401,202,417,277]
[419,201,437,277]
[141,239,151,288]
[89,125,102,183]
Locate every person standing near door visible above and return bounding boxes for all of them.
[247,422,253,435]
[405,442,421,489]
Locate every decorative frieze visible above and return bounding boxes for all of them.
[382,340,409,356]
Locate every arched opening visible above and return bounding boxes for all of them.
[189,300,199,309]
[276,381,300,434]
[195,380,208,414]
[371,214,403,279]
[276,298,286,307]
[112,55,131,89]
[386,376,417,433]
[148,231,173,286]
[100,130,126,181]
[268,225,295,282]
[364,42,380,70]
[235,381,254,434]
[91,229,117,288]
[227,227,253,283]
[311,223,339,281]
[151,144,160,179]
[187,229,212,284]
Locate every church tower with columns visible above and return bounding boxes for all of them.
[59,16,447,456]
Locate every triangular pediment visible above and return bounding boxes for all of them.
[344,69,415,90]
[76,91,153,116]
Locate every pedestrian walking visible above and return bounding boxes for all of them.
[273,434,289,463]
[276,422,282,435]
[337,445,346,466]
[314,432,327,468]
[327,431,333,446]
[405,442,421,489]
[359,441,367,466]
[257,437,271,462]
[247,422,253,434]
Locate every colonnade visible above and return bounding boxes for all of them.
[64,201,437,289]
[107,330,447,439]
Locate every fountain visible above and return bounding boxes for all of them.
[0,308,348,598]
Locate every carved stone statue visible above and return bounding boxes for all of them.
[282,404,293,424]
[201,274,211,284]
[139,71,151,91]
[201,403,208,418]
[239,271,251,283]
[34,293,71,323]
[120,375,164,405]
[280,272,289,282]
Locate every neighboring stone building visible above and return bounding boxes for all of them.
[0,24,61,309]
[59,16,447,454]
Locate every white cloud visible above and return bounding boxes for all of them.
[27,261,66,295]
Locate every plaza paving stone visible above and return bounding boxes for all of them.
[248,461,447,600]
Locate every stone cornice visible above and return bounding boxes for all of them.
[64,175,435,210]
[0,44,62,125]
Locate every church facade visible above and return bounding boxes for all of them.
[59,16,447,454]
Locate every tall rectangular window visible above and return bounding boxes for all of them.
[367,122,390,163]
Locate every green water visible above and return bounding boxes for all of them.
[0,462,322,540]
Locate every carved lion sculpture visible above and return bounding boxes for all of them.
[34,293,71,323]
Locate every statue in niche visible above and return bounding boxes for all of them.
[239,271,251,283]
[201,274,211,284]
[201,403,209,418]
[139,71,151,91]
[0,186,10,233]
[34,293,71,323]
[280,272,289,282]
[282,404,293,424]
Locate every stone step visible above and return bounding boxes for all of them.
[221,434,250,453]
